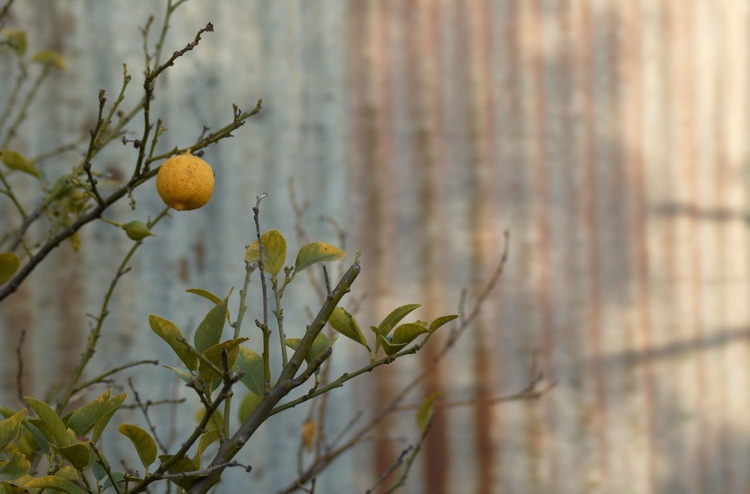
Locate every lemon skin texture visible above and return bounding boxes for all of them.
[156,152,215,211]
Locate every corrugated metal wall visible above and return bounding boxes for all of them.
[1,1,749,492]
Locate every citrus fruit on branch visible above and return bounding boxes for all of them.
[156,151,215,211]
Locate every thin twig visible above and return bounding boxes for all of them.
[252,194,272,394]
[72,359,159,395]
[91,443,124,494]
[56,207,170,413]
[15,328,25,403]
[366,445,414,494]
[128,375,241,494]
[128,378,172,452]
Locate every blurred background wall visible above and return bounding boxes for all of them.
[1,1,749,493]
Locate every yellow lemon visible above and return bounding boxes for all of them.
[156,151,215,211]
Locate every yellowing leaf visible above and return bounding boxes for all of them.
[24,475,83,494]
[294,242,345,273]
[149,315,198,371]
[25,397,69,447]
[199,338,248,392]
[66,389,113,436]
[329,307,369,350]
[429,314,459,332]
[301,420,316,452]
[193,295,229,354]
[118,424,157,470]
[244,229,287,276]
[0,150,39,178]
[0,453,29,481]
[31,50,66,68]
[234,347,265,396]
[0,410,25,449]
[90,393,126,445]
[185,288,222,305]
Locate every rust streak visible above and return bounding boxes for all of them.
[347,1,399,487]
[673,0,709,490]
[58,247,84,385]
[404,0,450,491]
[619,1,657,492]
[528,0,555,488]
[577,0,609,481]
[464,0,501,492]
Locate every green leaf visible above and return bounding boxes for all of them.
[377,335,408,356]
[66,389,123,436]
[416,392,439,432]
[24,475,83,494]
[101,472,127,491]
[25,397,69,447]
[244,229,287,276]
[185,288,222,305]
[391,322,430,346]
[158,455,201,490]
[163,366,195,384]
[0,410,25,450]
[329,307,369,350]
[374,304,421,353]
[286,334,335,368]
[238,392,262,424]
[22,418,50,453]
[31,50,66,68]
[90,393,126,445]
[122,221,154,241]
[118,424,157,470]
[91,450,108,481]
[0,150,39,178]
[0,253,20,285]
[429,314,459,332]
[199,338,248,392]
[234,347,265,396]
[149,315,198,371]
[193,296,229,354]
[2,29,27,56]
[55,443,90,471]
[309,333,335,364]
[294,242,345,273]
[0,453,29,481]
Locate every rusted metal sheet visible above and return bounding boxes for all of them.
[1,1,748,492]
